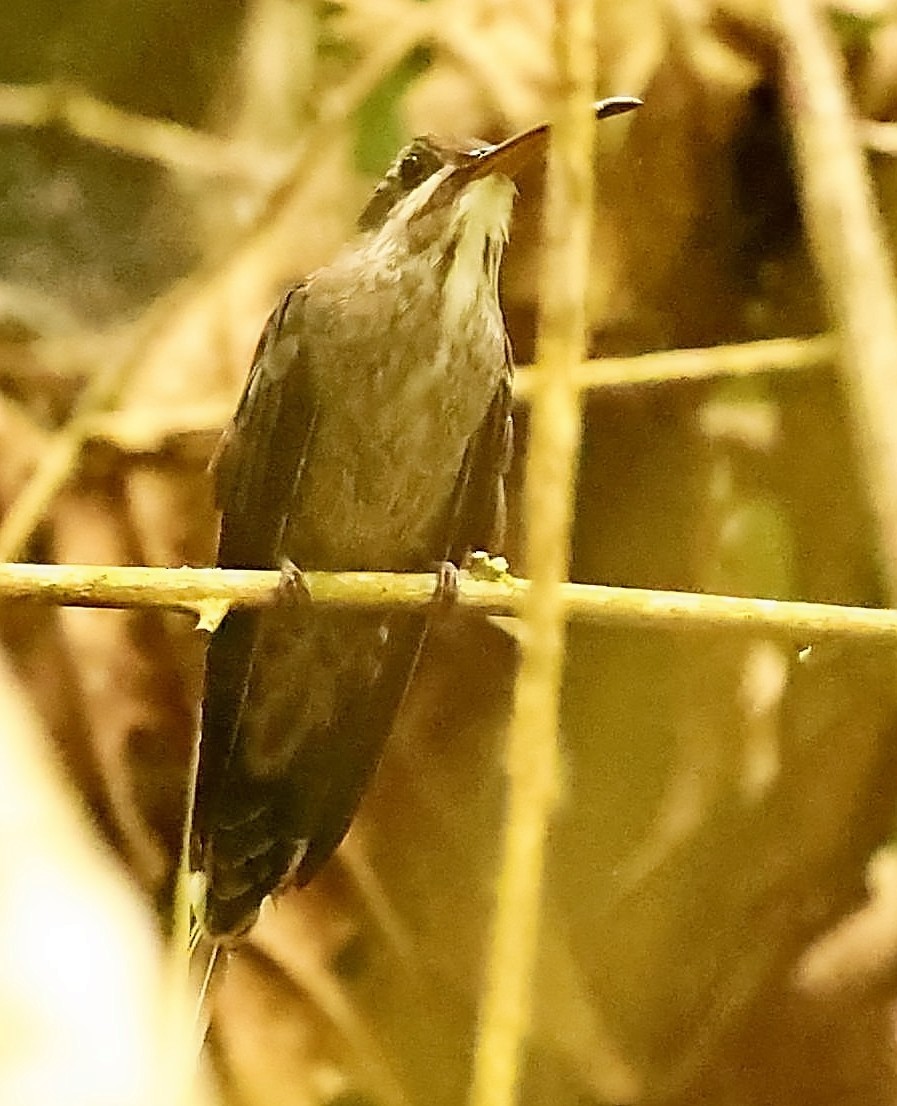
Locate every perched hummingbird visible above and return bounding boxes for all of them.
[190,97,641,939]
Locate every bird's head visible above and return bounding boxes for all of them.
[356,96,642,247]
[353,96,641,328]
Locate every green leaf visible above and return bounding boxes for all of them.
[352,46,431,177]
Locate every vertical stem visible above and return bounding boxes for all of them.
[778,0,897,602]
[468,2,598,1105]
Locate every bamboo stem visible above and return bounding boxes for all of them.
[468,2,602,1104]
[778,0,897,603]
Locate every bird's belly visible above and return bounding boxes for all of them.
[287,356,504,569]
[284,407,471,570]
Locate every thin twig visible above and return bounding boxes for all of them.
[514,334,836,399]
[860,120,897,157]
[0,294,183,561]
[0,82,282,185]
[1,563,896,642]
[778,0,897,603]
[469,3,601,1104]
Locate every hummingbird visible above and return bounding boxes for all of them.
[190,96,641,939]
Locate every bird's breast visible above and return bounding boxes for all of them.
[283,249,508,570]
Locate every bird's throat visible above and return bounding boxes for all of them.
[442,174,515,332]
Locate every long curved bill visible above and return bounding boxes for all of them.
[464,96,642,182]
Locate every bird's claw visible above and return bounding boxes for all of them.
[430,560,461,611]
[277,557,312,606]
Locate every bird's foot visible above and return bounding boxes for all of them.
[277,557,312,606]
[430,560,461,612]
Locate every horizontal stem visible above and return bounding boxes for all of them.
[0,562,894,642]
[514,334,836,399]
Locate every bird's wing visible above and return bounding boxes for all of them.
[211,284,317,570]
[191,284,317,880]
[446,351,514,563]
[193,283,424,937]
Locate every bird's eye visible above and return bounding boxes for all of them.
[357,142,441,231]
[399,150,427,189]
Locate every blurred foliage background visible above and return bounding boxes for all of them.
[2,1,897,1104]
